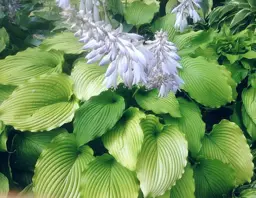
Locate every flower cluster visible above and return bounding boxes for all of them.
[0,0,20,20]
[171,0,201,32]
[56,0,184,97]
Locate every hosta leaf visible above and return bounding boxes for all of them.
[0,73,79,132]
[39,32,84,54]
[18,184,33,198]
[242,105,256,141]
[11,128,66,171]
[0,173,9,197]
[151,14,176,40]
[102,107,145,171]
[71,59,107,101]
[0,84,16,104]
[106,0,124,15]
[242,87,256,124]
[199,120,254,185]
[135,89,181,117]
[80,154,139,198]
[0,126,8,152]
[239,189,256,198]
[33,133,95,198]
[137,115,188,197]
[230,9,251,29]
[179,56,235,107]
[124,1,159,27]
[193,159,235,198]
[164,98,205,156]
[74,91,125,146]
[225,63,248,84]
[0,48,64,86]
[0,28,9,53]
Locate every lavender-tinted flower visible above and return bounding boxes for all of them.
[56,0,70,10]
[145,30,184,97]
[172,0,201,32]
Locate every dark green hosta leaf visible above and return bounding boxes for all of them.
[80,154,139,198]
[124,1,159,27]
[74,91,125,146]
[106,0,124,15]
[39,32,84,54]
[179,57,237,108]
[225,63,248,83]
[209,4,237,25]
[164,98,205,156]
[11,128,66,171]
[199,120,254,185]
[71,59,107,101]
[0,48,64,86]
[230,8,251,29]
[135,89,181,117]
[102,108,145,171]
[0,74,79,132]
[33,133,95,198]
[194,159,235,198]
[0,28,9,53]
[137,115,188,197]
[0,173,9,197]
[242,105,256,141]
[248,0,256,7]
[200,0,213,16]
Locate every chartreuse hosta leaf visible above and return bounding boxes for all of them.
[0,123,8,152]
[18,184,33,198]
[33,133,95,198]
[74,91,125,146]
[199,120,254,185]
[0,73,79,132]
[0,172,9,197]
[179,56,237,108]
[164,98,205,157]
[242,87,256,140]
[135,89,181,117]
[102,107,145,171]
[80,154,139,198]
[0,48,64,86]
[71,58,107,101]
[39,32,84,54]
[11,128,66,171]
[193,159,236,198]
[137,115,188,197]
[0,84,16,104]
[239,189,256,198]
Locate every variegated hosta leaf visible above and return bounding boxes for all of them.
[11,128,66,171]
[180,56,237,108]
[135,89,181,118]
[80,154,139,198]
[199,120,254,185]
[74,91,125,146]
[137,115,188,197]
[0,48,64,86]
[102,107,145,171]
[0,172,9,197]
[193,159,236,198]
[71,58,107,101]
[0,73,79,132]
[33,133,95,198]
[0,84,16,104]
[164,98,205,156]
[242,87,256,140]
[39,32,84,54]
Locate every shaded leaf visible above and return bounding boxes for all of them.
[0,173,9,197]
[0,84,16,105]
[230,9,251,29]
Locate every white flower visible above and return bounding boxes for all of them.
[56,0,70,9]
[172,0,201,32]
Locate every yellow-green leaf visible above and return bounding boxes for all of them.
[0,173,9,198]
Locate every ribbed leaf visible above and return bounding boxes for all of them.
[179,56,236,107]
[80,154,139,198]
[0,173,9,197]
[193,159,235,198]
[39,32,84,54]
[0,124,8,152]
[135,89,181,117]
[242,105,256,141]
[11,128,66,171]
[102,107,145,171]
[242,87,256,125]
[33,133,95,198]
[71,59,107,101]
[199,120,254,185]
[18,184,33,198]
[0,48,64,86]
[74,91,125,146]
[0,73,79,132]
[0,84,16,104]
[164,98,205,157]
[137,115,188,197]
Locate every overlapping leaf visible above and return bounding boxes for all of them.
[0,48,64,86]
[199,120,254,184]
[33,133,95,198]
[135,89,181,117]
[102,107,145,171]
[0,173,9,197]
[0,73,79,132]
[242,105,256,141]
[0,84,16,104]
[0,124,8,152]
[71,59,107,101]
[80,154,139,198]
[74,91,125,146]
[136,115,188,197]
